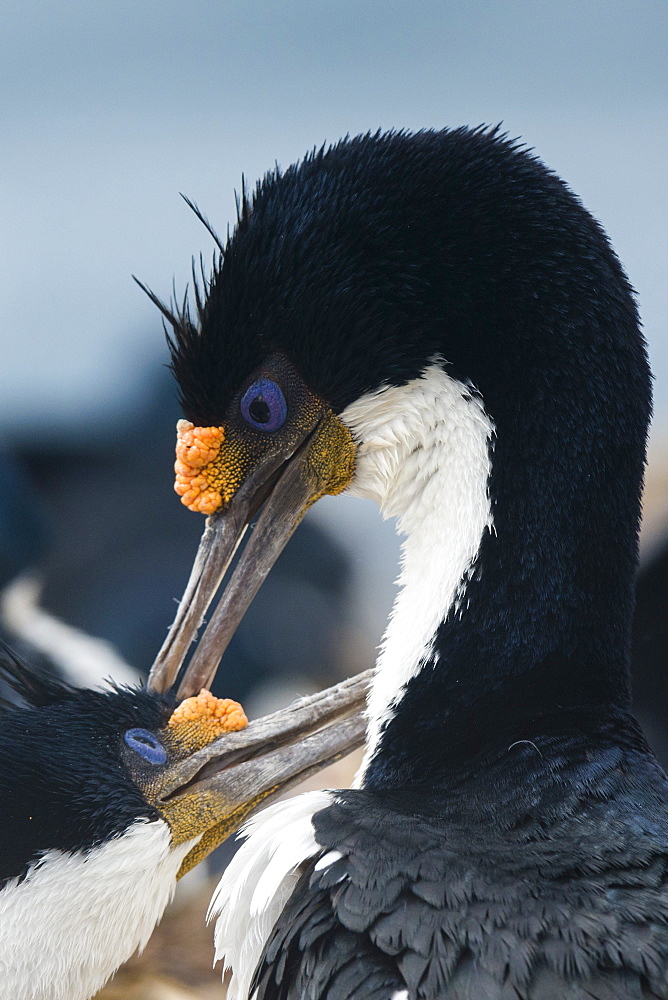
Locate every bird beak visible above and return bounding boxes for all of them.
[147,409,356,700]
[156,669,370,877]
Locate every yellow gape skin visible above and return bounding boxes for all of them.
[130,691,251,877]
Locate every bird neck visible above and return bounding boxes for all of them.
[345,363,647,789]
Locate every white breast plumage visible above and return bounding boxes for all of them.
[0,819,198,1000]
[210,791,335,1000]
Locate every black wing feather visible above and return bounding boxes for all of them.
[253,782,668,1000]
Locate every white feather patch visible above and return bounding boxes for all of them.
[1,572,141,689]
[0,819,198,1000]
[313,848,343,872]
[209,791,333,1000]
[341,361,494,775]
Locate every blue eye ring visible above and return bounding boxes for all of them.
[124,728,167,765]
[240,378,287,432]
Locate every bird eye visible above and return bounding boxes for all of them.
[124,728,167,765]
[240,379,287,432]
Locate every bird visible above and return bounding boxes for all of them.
[145,126,668,998]
[0,639,366,1000]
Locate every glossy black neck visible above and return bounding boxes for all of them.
[356,709,659,831]
[365,320,650,790]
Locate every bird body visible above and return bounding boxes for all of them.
[216,731,668,999]
[154,128,659,997]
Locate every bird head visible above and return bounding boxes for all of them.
[144,131,457,696]
[0,644,367,886]
[144,127,650,784]
[0,642,366,1000]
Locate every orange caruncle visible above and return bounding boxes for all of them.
[168,689,248,752]
[169,689,247,730]
[174,419,227,514]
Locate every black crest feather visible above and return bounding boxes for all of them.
[0,641,76,711]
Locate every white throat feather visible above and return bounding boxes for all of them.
[341,361,494,775]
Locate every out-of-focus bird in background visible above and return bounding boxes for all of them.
[148,128,668,999]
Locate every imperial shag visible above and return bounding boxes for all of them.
[0,641,366,1000]
[150,128,664,999]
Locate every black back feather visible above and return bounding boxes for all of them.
[255,755,668,999]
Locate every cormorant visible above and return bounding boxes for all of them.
[0,642,367,1000]
[149,128,663,998]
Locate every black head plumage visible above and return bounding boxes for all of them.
[161,127,648,427]
[0,643,172,884]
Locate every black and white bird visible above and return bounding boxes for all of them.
[0,640,365,1000]
[149,128,665,999]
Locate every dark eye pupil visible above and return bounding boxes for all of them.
[249,396,271,423]
[240,377,287,432]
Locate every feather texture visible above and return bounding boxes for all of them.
[210,791,334,1000]
[252,748,668,999]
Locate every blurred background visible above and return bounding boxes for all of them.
[1,1,667,995]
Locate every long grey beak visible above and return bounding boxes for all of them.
[160,668,371,816]
[147,506,249,696]
[148,435,320,699]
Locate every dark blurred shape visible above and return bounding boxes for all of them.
[15,364,352,703]
[0,449,53,705]
[0,449,50,590]
[632,538,668,767]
